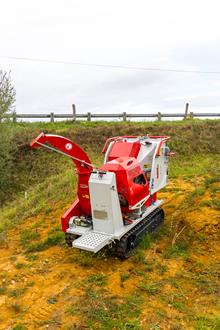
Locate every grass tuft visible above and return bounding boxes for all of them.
[164,242,189,259]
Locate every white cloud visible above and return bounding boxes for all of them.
[0,0,220,116]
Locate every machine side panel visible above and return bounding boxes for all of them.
[89,172,124,234]
[150,142,168,194]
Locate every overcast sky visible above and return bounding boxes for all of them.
[0,0,220,117]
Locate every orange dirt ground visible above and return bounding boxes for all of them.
[0,178,219,330]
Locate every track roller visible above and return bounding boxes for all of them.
[110,207,164,259]
[65,233,79,247]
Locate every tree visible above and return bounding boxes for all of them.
[0,70,16,121]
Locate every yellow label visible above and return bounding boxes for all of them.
[82,194,90,199]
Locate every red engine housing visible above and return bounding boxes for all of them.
[100,157,149,210]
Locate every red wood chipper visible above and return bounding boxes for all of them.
[31,133,173,258]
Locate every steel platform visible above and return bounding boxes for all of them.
[72,232,113,252]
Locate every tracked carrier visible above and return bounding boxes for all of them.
[31,133,173,258]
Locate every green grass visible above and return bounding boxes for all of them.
[9,288,27,298]
[164,242,189,259]
[20,230,40,246]
[1,119,220,207]
[132,249,147,264]
[0,169,76,233]
[195,316,220,330]
[120,273,130,284]
[213,199,220,210]
[139,234,152,249]
[71,250,95,268]
[204,177,220,186]
[82,288,143,329]
[170,154,220,179]
[86,274,107,287]
[26,231,64,253]
[65,287,143,329]
[25,254,38,261]
[15,262,26,269]
[12,324,27,330]
[138,281,161,295]
[0,286,7,295]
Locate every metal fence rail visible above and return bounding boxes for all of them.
[2,103,220,122]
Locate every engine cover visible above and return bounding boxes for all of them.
[100,157,149,210]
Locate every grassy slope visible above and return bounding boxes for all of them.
[1,119,220,204]
[0,120,220,329]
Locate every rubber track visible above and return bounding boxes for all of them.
[65,233,79,247]
[110,207,164,259]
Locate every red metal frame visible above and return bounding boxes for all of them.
[31,133,93,221]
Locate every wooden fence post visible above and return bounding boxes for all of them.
[12,112,17,123]
[123,112,127,121]
[50,112,54,123]
[184,103,189,119]
[157,112,162,121]
[72,104,76,121]
[87,112,91,121]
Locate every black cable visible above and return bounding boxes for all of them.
[1,55,220,74]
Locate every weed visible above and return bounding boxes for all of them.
[204,177,220,187]
[26,231,64,252]
[144,260,154,272]
[25,254,38,261]
[86,274,107,287]
[44,206,52,215]
[149,322,161,330]
[156,309,167,318]
[151,224,169,241]
[156,263,168,275]
[195,315,220,330]
[47,296,58,304]
[164,242,189,259]
[9,303,22,313]
[9,288,26,298]
[132,249,146,264]
[37,317,61,327]
[200,198,220,210]
[65,305,77,316]
[199,200,213,208]
[74,251,94,268]
[71,287,143,329]
[0,286,6,295]
[213,199,220,210]
[0,232,7,247]
[186,187,206,205]
[170,301,187,312]
[12,325,27,330]
[15,262,26,269]
[20,229,40,246]
[195,276,219,295]
[130,269,146,277]
[44,231,64,246]
[196,232,206,241]
[138,281,160,294]
[139,234,151,249]
[210,185,220,193]
[31,219,45,228]
[120,273,130,283]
